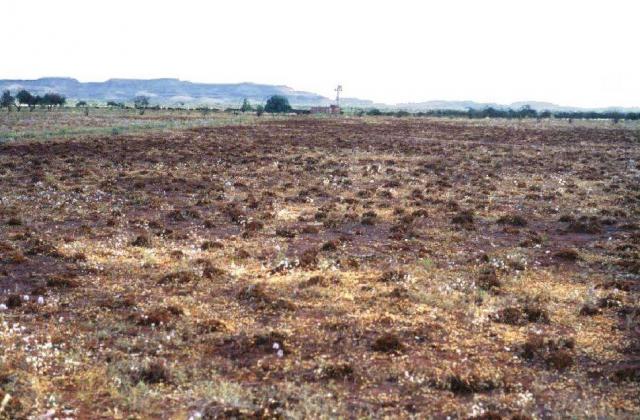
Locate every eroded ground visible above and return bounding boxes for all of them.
[0,117,639,418]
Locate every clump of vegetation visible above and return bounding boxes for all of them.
[554,248,580,261]
[521,334,575,371]
[579,303,601,316]
[158,271,200,285]
[477,266,501,291]
[371,333,404,353]
[321,240,339,251]
[237,283,295,311]
[318,361,355,381]
[492,303,549,325]
[444,373,504,395]
[451,209,475,228]
[5,217,22,226]
[202,263,226,280]
[597,294,623,309]
[361,213,377,225]
[275,227,296,238]
[137,306,182,326]
[547,349,575,370]
[299,275,328,289]
[379,269,409,282]
[201,240,224,251]
[611,363,640,382]
[131,233,153,247]
[245,220,264,232]
[497,213,528,227]
[195,318,228,334]
[6,294,22,309]
[131,359,172,384]
[299,248,318,268]
[46,275,80,289]
[565,216,603,234]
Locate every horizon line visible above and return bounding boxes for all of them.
[1,76,638,109]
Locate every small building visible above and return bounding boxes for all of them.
[310,105,341,115]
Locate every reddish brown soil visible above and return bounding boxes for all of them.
[0,117,638,418]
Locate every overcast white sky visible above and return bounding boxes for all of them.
[3,0,639,107]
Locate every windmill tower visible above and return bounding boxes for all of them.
[334,85,343,108]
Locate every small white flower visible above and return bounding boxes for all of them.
[272,342,280,350]
[277,349,284,358]
[0,304,7,311]
[23,295,30,302]
[188,411,203,420]
[37,296,45,305]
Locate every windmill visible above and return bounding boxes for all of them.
[334,85,343,108]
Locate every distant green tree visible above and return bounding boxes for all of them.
[32,95,42,110]
[41,93,66,110]
[55,94,66,107]
[1,90,14,112]
[264,95,291,113]
[134,95,150,114]
[255,104,264,116]
[240,98,253,112]
[16,90,34,112]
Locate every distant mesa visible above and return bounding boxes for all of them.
[0,77,334,107]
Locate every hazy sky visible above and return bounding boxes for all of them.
[4,0,639,107]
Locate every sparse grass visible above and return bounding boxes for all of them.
[0,115,638,418]
[0,107,276,143]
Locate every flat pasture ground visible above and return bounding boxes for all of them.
[0,108,260,142]
[0,116,639,418]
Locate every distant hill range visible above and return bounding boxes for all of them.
[0,77,637,112]
[0,77,337,107]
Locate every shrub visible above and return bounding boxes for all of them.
[132,359,171,384]
[134,95,150,114]
[1,90,14,111]
[240,98,253,112]
[371,333,404,352]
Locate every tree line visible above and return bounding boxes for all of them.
[1,89,66,111]
[361,106,640,121]
[4,91,636,121]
